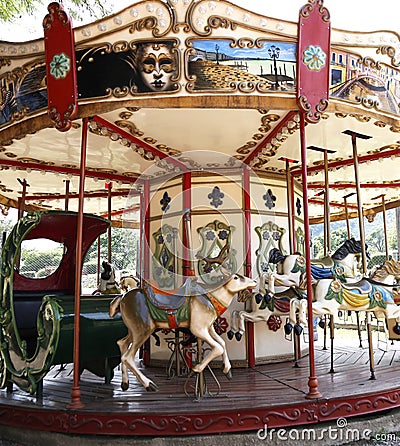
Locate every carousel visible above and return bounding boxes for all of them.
[1,0,400,440]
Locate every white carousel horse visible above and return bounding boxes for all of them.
[228,273,306,341]
[99,260,121,294]
[298,258,400,330]
[266,238,365,296]
[109,268,256,391]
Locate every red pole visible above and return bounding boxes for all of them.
[143,180,150,281]
[299,113,321,399]
[68,117,88,409]
[142,179,151,365]
[64,179,70,211]
[182,171,194,277]
[182,171,193,368]
[291,175,296,254]
[243,167,255,367]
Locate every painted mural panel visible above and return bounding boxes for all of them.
[1,38,400,127]
[187,39,297,92]
[329,49,400,114]
[76,39,180,97]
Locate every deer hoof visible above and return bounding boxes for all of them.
[146,382,159,392]
[224,369,232,380]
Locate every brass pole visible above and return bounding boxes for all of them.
[345,131,371,274]
[286,159,294,254]
[344,196,351,239]
[382,195,389,260]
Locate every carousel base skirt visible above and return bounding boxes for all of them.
[1,335,400,439]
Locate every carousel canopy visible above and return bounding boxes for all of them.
[0,0,400,225]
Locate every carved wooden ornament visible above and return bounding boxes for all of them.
[297,0,331,123]
[43,2,78,132]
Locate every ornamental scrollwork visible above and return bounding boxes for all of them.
[376,45,400,67]
[300,0,330,22]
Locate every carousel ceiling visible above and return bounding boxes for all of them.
[1,0,400,225]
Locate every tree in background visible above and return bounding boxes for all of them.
[312,227,348,259]
[84,227,139,274]
[366,228,386,255]
[0,0,109,23]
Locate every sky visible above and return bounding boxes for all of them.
[0,0,400,42]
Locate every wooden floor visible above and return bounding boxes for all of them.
[2,327,400,436]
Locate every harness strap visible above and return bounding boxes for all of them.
[167,310,179,329]
[207,293,228,316]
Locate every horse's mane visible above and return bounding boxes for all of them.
[268,248,286,264]
[331,238,361,260]
[371,258,400,281]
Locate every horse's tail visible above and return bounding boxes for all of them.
[109,295,122,318]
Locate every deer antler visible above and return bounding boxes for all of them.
[196,244,230,273]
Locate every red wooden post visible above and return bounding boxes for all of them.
[142,179,151,365]
[297,0,331,399]
[243,166,255,367]
[68,117,88,409]
[182,171,194,277]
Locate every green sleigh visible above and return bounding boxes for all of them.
[0,211,127,395]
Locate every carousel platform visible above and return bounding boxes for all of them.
[1,328,400,444]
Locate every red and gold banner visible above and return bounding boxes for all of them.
[43,2,78,132]
[297,0,331,123]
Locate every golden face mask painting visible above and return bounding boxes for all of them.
[138,43,175,91]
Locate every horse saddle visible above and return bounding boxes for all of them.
[143,278,192,310]
[342,279,372,294]
[311,256,334,268]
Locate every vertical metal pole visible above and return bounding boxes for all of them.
[107,182,112,263]
[64,179,70,211]
[143,180,150,281]
[344,196,351,239]
[182,171,193,369]
[138,191,143,281]
[142,179,151,366]
[299,113,321,399]
[243,167,255,368]
[323,151,331,254]
[381,195,389,260]
[285,160,294,254]
[345,131,371,273]
[182,171,194,277]
[17,179,28,219]
[68,117,88,409]
[366,313,376,380]
[351,136,367,273]
[291,175,297,253]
